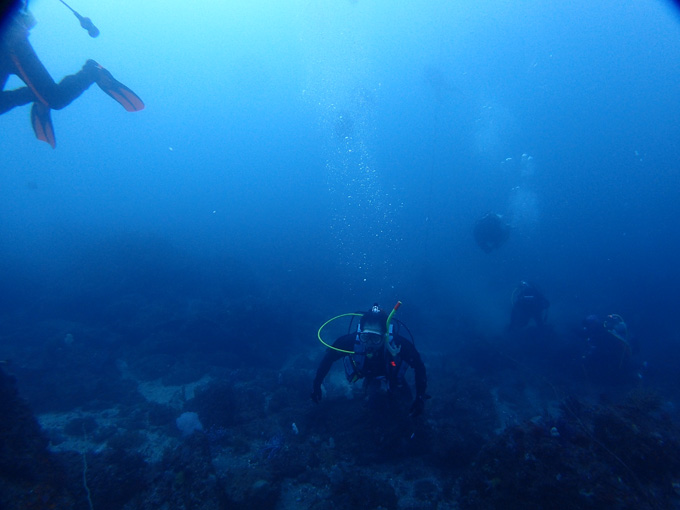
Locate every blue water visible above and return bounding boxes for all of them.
[2,0,680,507]
[5,0,679,342]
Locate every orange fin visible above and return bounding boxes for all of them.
[30,102,56,148]
[96,71,145,112]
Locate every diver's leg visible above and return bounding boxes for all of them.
[0,56,37,113]
[48,61,99,110]
[9,37,97,110]
[0,85,35,114]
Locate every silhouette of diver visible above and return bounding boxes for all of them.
[474,212,510,253]
[0,0,143,148]
[508,280,549,331]
[580,314,637,382]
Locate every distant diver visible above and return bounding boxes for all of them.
[474,212,510,253]
[312,302,429,418]
[0,0,144,148]
[508,281,550,331]
[580,314,638,382]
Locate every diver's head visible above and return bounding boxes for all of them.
[602,314,628,343]
[359,304,388,347]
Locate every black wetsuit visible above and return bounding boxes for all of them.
[510,286,549,330]
[0,9,97,114]
[313,333,427,400]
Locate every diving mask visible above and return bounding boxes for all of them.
[359,330,385,346]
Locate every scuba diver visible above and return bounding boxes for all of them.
[0,0,144,148]
[312,302,428,417]
[474,212,510,253]
[508,281,550,331]
[580,314,637,382]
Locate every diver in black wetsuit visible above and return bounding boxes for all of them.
[580,314,637,382]
[0,1,143,147]
[311,304,428,417]
[508,281,550,331]
[474,212,510,253]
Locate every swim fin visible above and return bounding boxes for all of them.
[30,102,56,148]
[91,61,145,112]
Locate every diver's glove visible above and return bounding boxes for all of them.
[311,383,322,404]
[409,395,426,417]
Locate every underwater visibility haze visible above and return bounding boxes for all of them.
[1,0,680,508]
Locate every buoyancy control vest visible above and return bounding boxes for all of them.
[343,323,411,389]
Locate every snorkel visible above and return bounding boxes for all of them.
[384,301,402,356]
[385,301,401,332]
